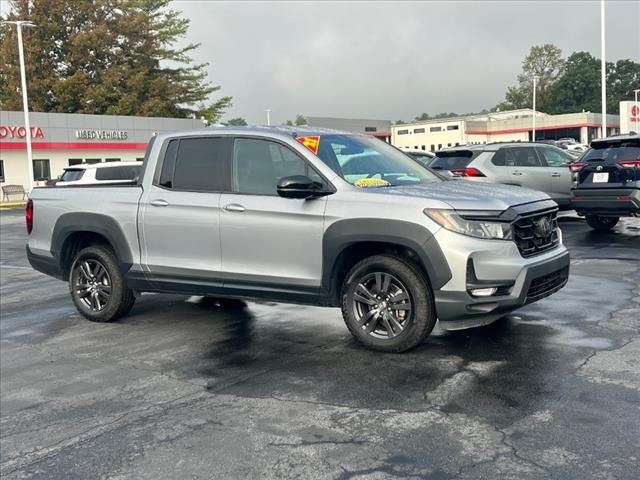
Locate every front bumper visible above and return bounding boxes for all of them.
[571,187,640,216]
[432,228,570,330]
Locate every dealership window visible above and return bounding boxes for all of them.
[136,158,144,162]
[414,128,425,134]
[430,126,442,132]
[421,145,426,150]
[364,126,377,132]
[437,144,442,150]
[0,160,4,182]
[85,158,102,164]
[447,125,459,130]
[414,145,418,149]
[105,158,121,162]
[455,142,460,146]
[397,129,409,135]
[33,159,50,181]
[430,144,435,151]
[447,143,452,147]
[68,158,82,166]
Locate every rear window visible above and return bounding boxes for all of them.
[60,169,85,182]
[430,151,476,170]
[95,165,141,181]
[582,142,640,163]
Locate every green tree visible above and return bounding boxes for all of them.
[548,52,601,114]
[0,0,231,122]
[294,114,307,126]
[496,44,565,112]
[414,113,431,121]
[607,59,640,115]
[224,117,248,126]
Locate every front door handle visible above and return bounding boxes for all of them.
[512,171,523,176]
[224,203,246,212]
[551,172,561,177]
[150,199,169,207]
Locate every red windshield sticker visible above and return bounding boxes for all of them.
[296,136,320,155]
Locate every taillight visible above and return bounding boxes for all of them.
[569,162,586,172]
[618,159,640,168]
[26,199,33,235]
[450,167,485,177]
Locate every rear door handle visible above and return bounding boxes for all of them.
[150,199,169,207]
[551,172,561,177]
[224,203,246,212]
[512,171,523,176]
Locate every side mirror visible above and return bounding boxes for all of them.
[277,175,332,199]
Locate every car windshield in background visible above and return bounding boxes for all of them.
[407,152,434,166]
[95,165,141,181]
[430,151,476,170]
[59,169,84,182]
[582,143,640,163]
[311,134,441,187]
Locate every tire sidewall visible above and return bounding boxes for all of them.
[341,255,435,352]
[69,246,126,322]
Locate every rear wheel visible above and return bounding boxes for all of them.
[341,254,436,353]
[69,246,135,322]
[585,215,619,231]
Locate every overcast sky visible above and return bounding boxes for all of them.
[174,0,639,125]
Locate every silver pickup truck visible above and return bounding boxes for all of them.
[27,127,570,352]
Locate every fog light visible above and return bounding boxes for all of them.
[470,287,498,297]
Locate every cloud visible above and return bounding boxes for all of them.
[158,1,637,123]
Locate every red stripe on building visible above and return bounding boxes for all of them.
[465,123,618,135]
[0,141,148,150]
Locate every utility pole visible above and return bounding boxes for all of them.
[265,109,272,126]
[532,75,538,142]
[600,0,607,138]
[634,89,640,133]
[1,20,36,192]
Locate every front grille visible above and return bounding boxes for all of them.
[512,209,559,257]
[526,266,569,303]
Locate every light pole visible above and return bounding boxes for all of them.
[2,20,36,192]
[600,0,607,138]
[265,109,271,126]
[634,89,640,133]
[531,75,538,142]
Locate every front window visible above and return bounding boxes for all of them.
[311,134,441,187]
[59,169,85,182]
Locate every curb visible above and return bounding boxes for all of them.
[0,201,27,208]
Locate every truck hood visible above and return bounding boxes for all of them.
[368,181,551,211]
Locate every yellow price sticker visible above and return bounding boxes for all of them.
[354,178,391,188]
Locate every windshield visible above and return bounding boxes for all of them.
[60,169,85,182]
[582,143,640,163]
[430,151,476,170]
[311,134,441,187]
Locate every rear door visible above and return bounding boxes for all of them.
[139,136,232,284]
[503,146,552,195]
[536,145,573,207]
[218,137,328,290]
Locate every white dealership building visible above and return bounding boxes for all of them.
[0,111,204,193]
[391,107,627,153]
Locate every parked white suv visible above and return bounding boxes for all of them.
[56,162,142,186]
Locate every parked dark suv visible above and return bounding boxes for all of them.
[571,134,640,231]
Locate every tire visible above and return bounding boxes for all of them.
[69,245,136,322]
[341,254,436,353]
[585,215,619,231]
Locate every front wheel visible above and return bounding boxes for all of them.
[69,245,135,322]
[341,254,436,353]
[585,215,619,231]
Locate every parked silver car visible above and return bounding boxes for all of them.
[430,143,575,209]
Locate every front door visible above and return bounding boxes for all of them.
[219,137,328,291]
[504,146,552,195]
[139,136,232,285]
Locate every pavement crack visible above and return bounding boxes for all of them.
[268,438,367,448]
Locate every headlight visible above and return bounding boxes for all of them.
[424,209,512,240]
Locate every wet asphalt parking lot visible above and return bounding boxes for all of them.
[1,208,639,480]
